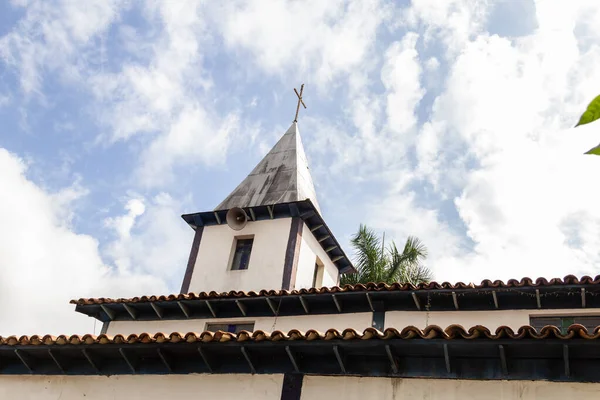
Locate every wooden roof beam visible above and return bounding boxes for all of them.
[443,344,451,374]
[197,346,213,373]
[499,345,508,376]
[205,300,217,318]
[14,349,33,373]
[385,345,398,374]
[123,304,138,320]
[178,301,191,318]
[333,346,346,374]
[492,290,499,309]
[100,305,116,321]
[157,348,172,373]
[241,347,256,374]
[452,292,459,310]
[119,348,136,374]
[285,346,300,373]
[82,349,100,374]
[150,303,164,319]
[265,298,278,316]
[236,300,248,317]
[332,294,342,312]
[299,296,309,314]
[310,224,323,232]
[48,350,65,374]
[412,293,421,311]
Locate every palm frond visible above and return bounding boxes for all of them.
[346,224,387,284]
[341,226,432,286]
[385,236,428,284]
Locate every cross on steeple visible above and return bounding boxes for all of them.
[293,83,307,123]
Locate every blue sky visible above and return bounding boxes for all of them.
[3,0,600,335]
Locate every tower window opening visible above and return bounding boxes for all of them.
[231,237,254,270]
[312,258,325,288]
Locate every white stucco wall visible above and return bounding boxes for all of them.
[294,223,339,289]
[106,307,600,336]
[3,374,600,399]
[385,308,600,331]
[188,218,291,293]
[301,376,600,399]
[106,312,373,336]
[0,374,600,400]
[0,374,282,400]
[295,232,319,289]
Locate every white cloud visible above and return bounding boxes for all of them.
[87,1,246,187]
[135,106,241,187]
[403,0,489,57]
[0,93,10,107]
[425,57,440,71]
[369,189,462,261]
[103,192,191,284]
[0,0,124,95]
[104,198,146,241]
[304,30,425,183]
[0,148,166,336]
[2,1,244,188]
[213,0,388,88]
[370,0,600,283]
[381,32,425,137]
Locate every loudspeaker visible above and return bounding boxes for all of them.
[225,207,248,231]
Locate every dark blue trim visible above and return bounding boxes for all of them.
[281,373,303,400]
[180,227,203,294]
[282,217,303,290]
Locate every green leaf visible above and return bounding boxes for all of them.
[341,224,432,285]
[576,95,600,127]
[584,143,600,155]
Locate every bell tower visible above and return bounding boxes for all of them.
[179,91,354,294]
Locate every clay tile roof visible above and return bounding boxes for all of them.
[70,274,600,305]
[2,324,600,347]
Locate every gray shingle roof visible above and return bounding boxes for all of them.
[216,122,321,213]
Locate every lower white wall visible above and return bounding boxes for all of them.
[106,307,600,336]
[301,376,600,399]
[3,374,600,400]
[0,374,282,400]
[106,312,373,336]
[385,308,600,331]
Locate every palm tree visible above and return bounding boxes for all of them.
[340,224,432,285]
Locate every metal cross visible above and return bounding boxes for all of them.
[293,84,307,123]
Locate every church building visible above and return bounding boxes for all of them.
[3,88,600,398]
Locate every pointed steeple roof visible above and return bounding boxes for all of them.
[216,122,321,213]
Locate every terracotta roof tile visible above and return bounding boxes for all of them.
[70,274,600,305]
[2,324,600,347]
